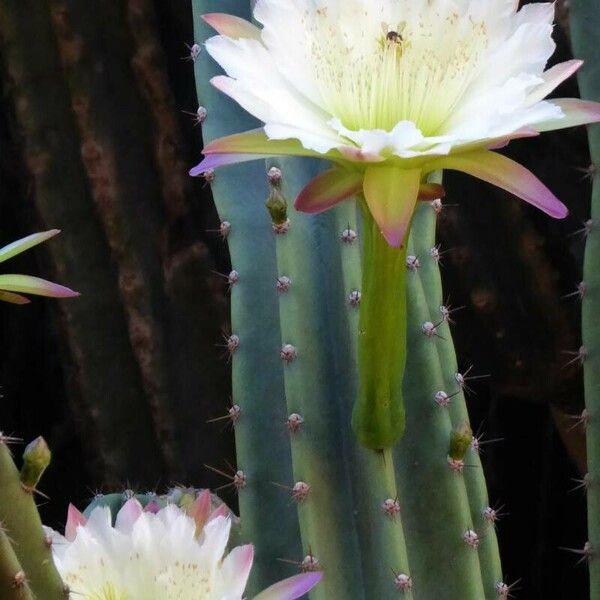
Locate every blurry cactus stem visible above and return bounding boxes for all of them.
[46,496,321,600]
[0,230,79,304]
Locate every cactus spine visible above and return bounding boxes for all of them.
[570,1,600,594]
[0,436,66,599]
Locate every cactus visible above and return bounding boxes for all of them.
[569,1,600,595]
[0,435,67,599]
[192,2,500,598]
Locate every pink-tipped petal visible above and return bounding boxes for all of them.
[65,504,87,542]
[188,490,212,533]
[221,545,254,595]
[203,128,316,158]
[0,230,60,264]
[0,275,80,298]
[527,60,583,105]
[144,501,161,514]
[191,129,320,176]
[425,151,568,219]
[115,499,143,534]
[295,169,362,214]
[254,572,323,600]
[208,503,230,522]
[485,127,540,150]
[362,166,422,247]
[534,98,600,132]
[202,13,262,40]
[190,153,271,176]
[0,291,30,305]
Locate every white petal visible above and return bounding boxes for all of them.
[221,545,254,596]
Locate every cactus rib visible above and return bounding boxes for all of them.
[0,527,33,600]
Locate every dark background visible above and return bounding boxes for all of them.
[0,1,591,597]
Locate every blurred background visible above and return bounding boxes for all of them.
[0,0,591,597]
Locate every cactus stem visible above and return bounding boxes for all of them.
[560,541,593,565]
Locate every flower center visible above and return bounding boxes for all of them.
[307,9,489,135]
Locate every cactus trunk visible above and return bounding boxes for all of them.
[570,1,600,594]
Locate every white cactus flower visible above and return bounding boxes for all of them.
[192,0,600,247]
[46,497,321,600]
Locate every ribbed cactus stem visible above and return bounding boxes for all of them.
[410,189,502,597]
[0,527,33,600]
[395,224,486,599]
[192,2,301,592]
[267,158,364,598]
[570,2,600,594]
[0,437,66,599]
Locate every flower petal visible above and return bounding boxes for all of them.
[0,291,30,305]
[526,60,583,105]
[533,98,600,132]
[116,499,143,534]
[191,129,323,176]
[187,490,212,533]
[0,275,80,298]
[0,230,60,264]
[362,166,422,248]
[253,572,323,600]
[65,504,87,542]
[221,545,254,595]
[202,14,262,40]
[295,169,362,214]
[425,150,568,218]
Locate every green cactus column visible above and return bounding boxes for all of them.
[0,436,67,599]
[570,1,600,594]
